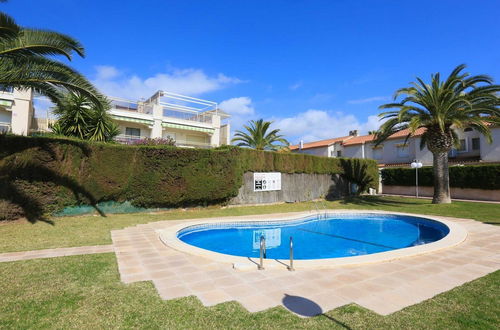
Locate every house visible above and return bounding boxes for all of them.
[291,126,500,166]
[0,86,34,135]
[289,132,356,157]
[1,88,231,148]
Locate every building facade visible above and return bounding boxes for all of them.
[291,126,500,166]
[108,91,230,148]
[0,86,34,135]
[1,88,231,148]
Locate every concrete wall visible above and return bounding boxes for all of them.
[382,185,500,202]
[230,172,349,205]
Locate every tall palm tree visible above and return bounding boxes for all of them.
[232,119,289,151]
[376,64,500,204]
[0,12,103,107]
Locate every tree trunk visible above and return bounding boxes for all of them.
[432,151,451,204]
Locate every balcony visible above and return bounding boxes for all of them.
[108,91,218,126]
[114,134,149,145]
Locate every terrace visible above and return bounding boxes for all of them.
[109,91,230,147]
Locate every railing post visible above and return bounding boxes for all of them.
[288,236,295,271]
[258,236,266,270]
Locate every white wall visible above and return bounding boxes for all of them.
[481,127,500,162]
[6,89,33,135]
[343,144,363,159]
[294,146,329,157]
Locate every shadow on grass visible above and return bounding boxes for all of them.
[0,136,104,224]
[339,195,422,207]
[282,294,351,328]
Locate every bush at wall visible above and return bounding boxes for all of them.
[0,135,379,221]
[381,165,500,190]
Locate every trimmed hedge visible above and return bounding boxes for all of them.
[0,135,378,221]
[381,164,500,190]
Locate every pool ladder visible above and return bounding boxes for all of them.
[258,236,295,271]
[313,200,328,220]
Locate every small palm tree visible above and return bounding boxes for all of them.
[232,119,289,151]
[52,93,118,142]
[0,12,103,107]
[376,64,500,204]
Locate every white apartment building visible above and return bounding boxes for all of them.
[108,91,230,148]
[291,126,500,166]
[0,86,34,135]
[0,88,231,148]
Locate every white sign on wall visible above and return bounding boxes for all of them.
[253,172,281,192]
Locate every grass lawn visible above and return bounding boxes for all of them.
[0,253,498,329]
[0,195,499,253]
[0,196,499,329]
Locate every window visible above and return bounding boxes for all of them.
[472,138,480,151]
[397,145,409,157]
[125,127,141,137]
[457,139,466,152]
[464,127,473,132]
[330,150,335,157]
[337,150,342,157]
[0,85,14,93]
[186,134,208,145]
[372,147,383,160]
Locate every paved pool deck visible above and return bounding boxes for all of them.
[110,211,500,316]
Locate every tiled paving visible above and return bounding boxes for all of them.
[0,245,114,262]
[112,215,500,316]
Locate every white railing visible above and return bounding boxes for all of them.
[109,97,153,114]
[162,107,213,123]
[114,134,149,144]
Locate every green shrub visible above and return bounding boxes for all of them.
[381,164,500,190]
[0,135,378,220]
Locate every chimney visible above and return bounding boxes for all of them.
[299,140,304,150]
[349,130,358,137]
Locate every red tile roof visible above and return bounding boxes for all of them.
[342,128,426,146]
[290,136,353,150]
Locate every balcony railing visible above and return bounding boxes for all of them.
[162,108,213,124]
[114,134,149,144]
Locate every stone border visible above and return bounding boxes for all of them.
[158,210,468,270]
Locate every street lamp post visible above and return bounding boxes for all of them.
[411,160,423,198]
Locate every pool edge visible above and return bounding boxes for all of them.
[157,210,468,271]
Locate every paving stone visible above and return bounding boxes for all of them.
[5,213,490,316]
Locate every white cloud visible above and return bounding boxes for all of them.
[95,65,120,80]
[92,66,242,99]
[347,96,390,104]
[272,109,383,143]
[219,97,254,115]
[219,96,256,133]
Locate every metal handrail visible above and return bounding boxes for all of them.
[313,200,328,220]
[258,236,266,270]
[287,236,295,271]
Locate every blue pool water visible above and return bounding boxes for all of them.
[178,214,449,260]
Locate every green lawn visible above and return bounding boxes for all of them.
[1,196,499,329]
[0,253,498,329]
[0,196,499,253]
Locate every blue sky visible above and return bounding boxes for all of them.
[4,0,500,143]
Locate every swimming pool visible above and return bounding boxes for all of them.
[177,213,450,260]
